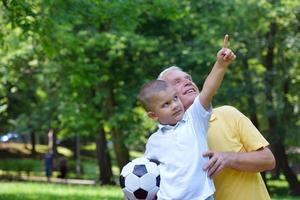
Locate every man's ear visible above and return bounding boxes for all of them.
[147,111,158,120]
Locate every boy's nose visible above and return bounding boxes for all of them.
[171,100,179,110]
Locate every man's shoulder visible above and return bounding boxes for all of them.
[213,105,240,114]
[212,106,247,124]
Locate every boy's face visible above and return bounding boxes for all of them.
[161,70,199,110]
[148,86,184,125]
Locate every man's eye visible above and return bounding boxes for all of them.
[186,76,192,81]
[175,79,181,84]
[174,96,178,101]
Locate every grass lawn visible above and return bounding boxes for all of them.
[1,181,300,200]
[0,181,123,200]
[268,175,300,200]
[1,143,299,199]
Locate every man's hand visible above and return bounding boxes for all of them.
[203,148,276,177]
[202,150,232,177]
[216,35,236,67]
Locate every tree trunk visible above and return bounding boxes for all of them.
[96,126,114,185]
[91,85,121,182]
[30,131,36,158]
[75,133,81,177]
[106,85,130,170]
[281,65,300,195]
[47,129,58,156]
[52,129,58,157]
[272,143,300,195]
[264,21,300,196]
[242,56,270,192]
[111,128,130,170]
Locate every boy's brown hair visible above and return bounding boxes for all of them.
[138,80,169,111]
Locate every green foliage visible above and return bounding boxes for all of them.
[0,0,299,187]
[0,159,42,175]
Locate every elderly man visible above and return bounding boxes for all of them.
[158,65,275,200]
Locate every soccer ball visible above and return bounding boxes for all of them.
[119,157,160,200]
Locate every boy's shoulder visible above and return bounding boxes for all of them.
[146,128,161,143]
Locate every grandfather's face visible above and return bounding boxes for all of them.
[161,70,199,110]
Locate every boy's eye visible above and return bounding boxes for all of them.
[162,102,169,108]
[173,96,178,101]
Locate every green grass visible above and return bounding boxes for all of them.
[268,175,300,200]
[1,143,299,199]
[0,181,123,200]
[1,180,300,200]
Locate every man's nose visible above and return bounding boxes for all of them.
[183,79,192,87]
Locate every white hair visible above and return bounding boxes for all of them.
[157,66,183,80]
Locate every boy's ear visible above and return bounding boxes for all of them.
[147,111,158,120]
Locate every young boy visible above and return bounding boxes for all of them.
[138,35,236,200]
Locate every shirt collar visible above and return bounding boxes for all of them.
[158,114,188,133]
[210,111,217,122]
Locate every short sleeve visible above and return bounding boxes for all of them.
[232,108,269,151]
[187,95,212,136]
[144,139,153,160]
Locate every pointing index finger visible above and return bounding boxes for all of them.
[223,34,229,48]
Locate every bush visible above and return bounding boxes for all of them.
[0,159,42,176]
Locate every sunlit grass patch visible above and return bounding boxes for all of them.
[267,174,300,200]
[0,181,123,200]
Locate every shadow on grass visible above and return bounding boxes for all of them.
[269,184,290,196]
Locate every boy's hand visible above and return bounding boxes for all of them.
[216,35,236,67]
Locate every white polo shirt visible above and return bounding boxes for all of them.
[145,96,215,200]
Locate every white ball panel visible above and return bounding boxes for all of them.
[140,173,156,191]
[145,162,160,177]
[146,186,159,200]
[125,174,140,191]
[121,162,135,177]
[132,157,149,165]
[122,188,137,200]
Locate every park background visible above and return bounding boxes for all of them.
[0,0,299,199]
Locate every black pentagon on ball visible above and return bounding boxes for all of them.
[134,188,148,199]
[156,175,160,187]
[119,175,125,188]
[133,164,147,177]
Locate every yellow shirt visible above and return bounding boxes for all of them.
[207,106,271,200]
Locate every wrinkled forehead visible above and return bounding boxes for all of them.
[162,70,191,82]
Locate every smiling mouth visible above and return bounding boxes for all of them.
[183,88,196,95]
